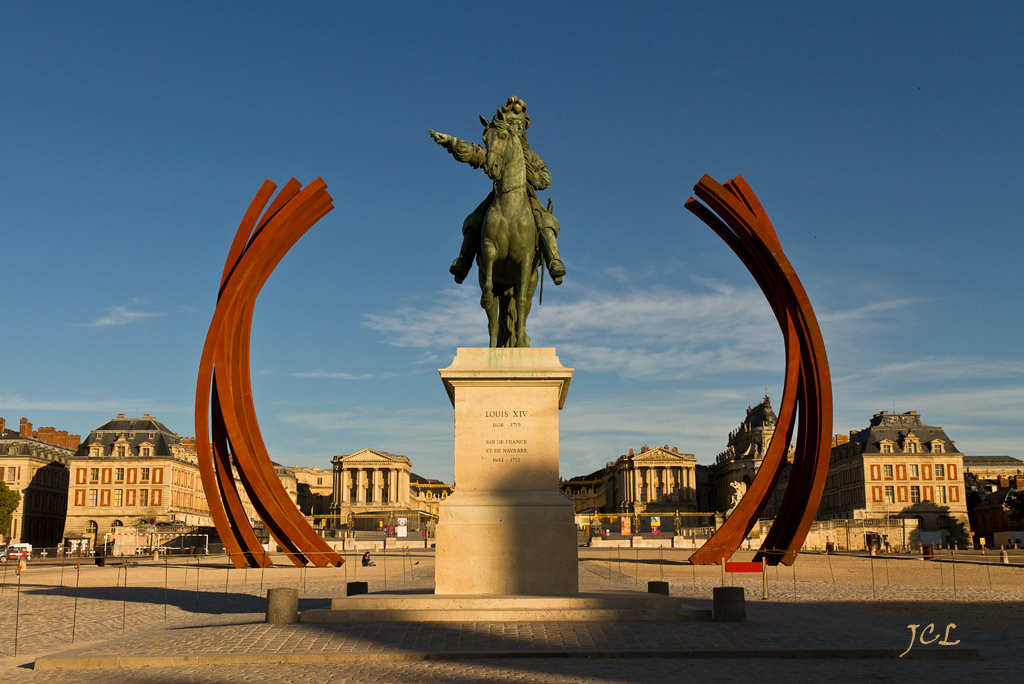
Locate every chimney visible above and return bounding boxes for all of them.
[0,418,5,434]
[999,475,1010,489]
[20,417,32,437]
[641,445,648,453]
[628,448,634,456]
[143,413,151,419]
[117,413,126,419]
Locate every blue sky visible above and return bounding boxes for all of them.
[2,3,1021,482]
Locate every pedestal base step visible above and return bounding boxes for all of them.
[302,592,712,623]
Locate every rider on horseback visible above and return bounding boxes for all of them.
[429,96,566,285]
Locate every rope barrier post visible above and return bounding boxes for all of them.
[162,552,168,618]
[260,550,267,596]
[869,550,877,599]
[14,566,22,656]
[58,549,67,598]
[761,557,768,600]
[122,561,129,631]
[951,547,957,599]
[195,554,201,611]
[71,562,81,643]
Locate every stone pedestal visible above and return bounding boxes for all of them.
[435,347,578,595]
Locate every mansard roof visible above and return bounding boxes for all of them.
[743,395,777,430]
[850,411,959,454]
[963,455,1022,466]
[74,414,182,458]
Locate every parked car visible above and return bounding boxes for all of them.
[8,543,32,560]
[0,545,8,562]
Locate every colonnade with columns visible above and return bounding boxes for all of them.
[607,446,699,512]
[621,464,696,505]
[336,466,410,506]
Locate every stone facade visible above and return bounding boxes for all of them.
[559,470,606,513]
[808,411,972,546]
[285,464,333,516]
[408,473,453,517]
[330,448,413,516]
[603,445,698,514]
[0,417,79,546]
[713,395,791,515]
[65,414,216,548]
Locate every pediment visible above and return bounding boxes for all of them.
[632,448,695,465]
[338,448,411,467]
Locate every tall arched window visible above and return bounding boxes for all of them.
[86,520,98,535]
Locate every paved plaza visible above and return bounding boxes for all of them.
[0,548,1021,683]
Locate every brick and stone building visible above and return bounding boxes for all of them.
[64,414,214,550]
[0,417,79,546]
[817,410,972,546]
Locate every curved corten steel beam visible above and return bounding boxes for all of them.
[685,174,832,567]
[197,178,343,569]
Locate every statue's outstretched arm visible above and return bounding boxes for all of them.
[428,130,485,169]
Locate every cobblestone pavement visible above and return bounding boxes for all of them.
[0,549,1020,683]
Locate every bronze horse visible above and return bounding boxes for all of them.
[477,110,541,347]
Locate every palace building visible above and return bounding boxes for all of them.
[602,444,699,514]
[64,414,216,550]
[711,395,791,513]
[817,410,971,546]
[330,448,452,523]
[0,417,79,547]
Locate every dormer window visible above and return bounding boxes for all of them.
[931,441,945,454]
[880,441,894,454]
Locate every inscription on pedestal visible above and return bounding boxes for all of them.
[454,388,558,491]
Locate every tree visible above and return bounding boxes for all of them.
[0,481,21,539]
[1006,490,1024,521]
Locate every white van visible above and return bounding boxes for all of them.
[8,543,32,560]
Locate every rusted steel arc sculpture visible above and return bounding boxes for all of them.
[196,178,343,569]
[684,174,832,567]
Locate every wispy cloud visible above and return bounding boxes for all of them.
[0,394,157,413]
[289,370,396,380]
[72,305,161,328]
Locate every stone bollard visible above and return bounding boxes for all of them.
[347,581,369,596]
[712,586,746,622]
[647,580,670,596]
[265,588,299,624]
[18,558,27,572]
[1002,550,1010,565]
[153,550,160,561]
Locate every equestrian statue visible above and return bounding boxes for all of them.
[429,96,565,348]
